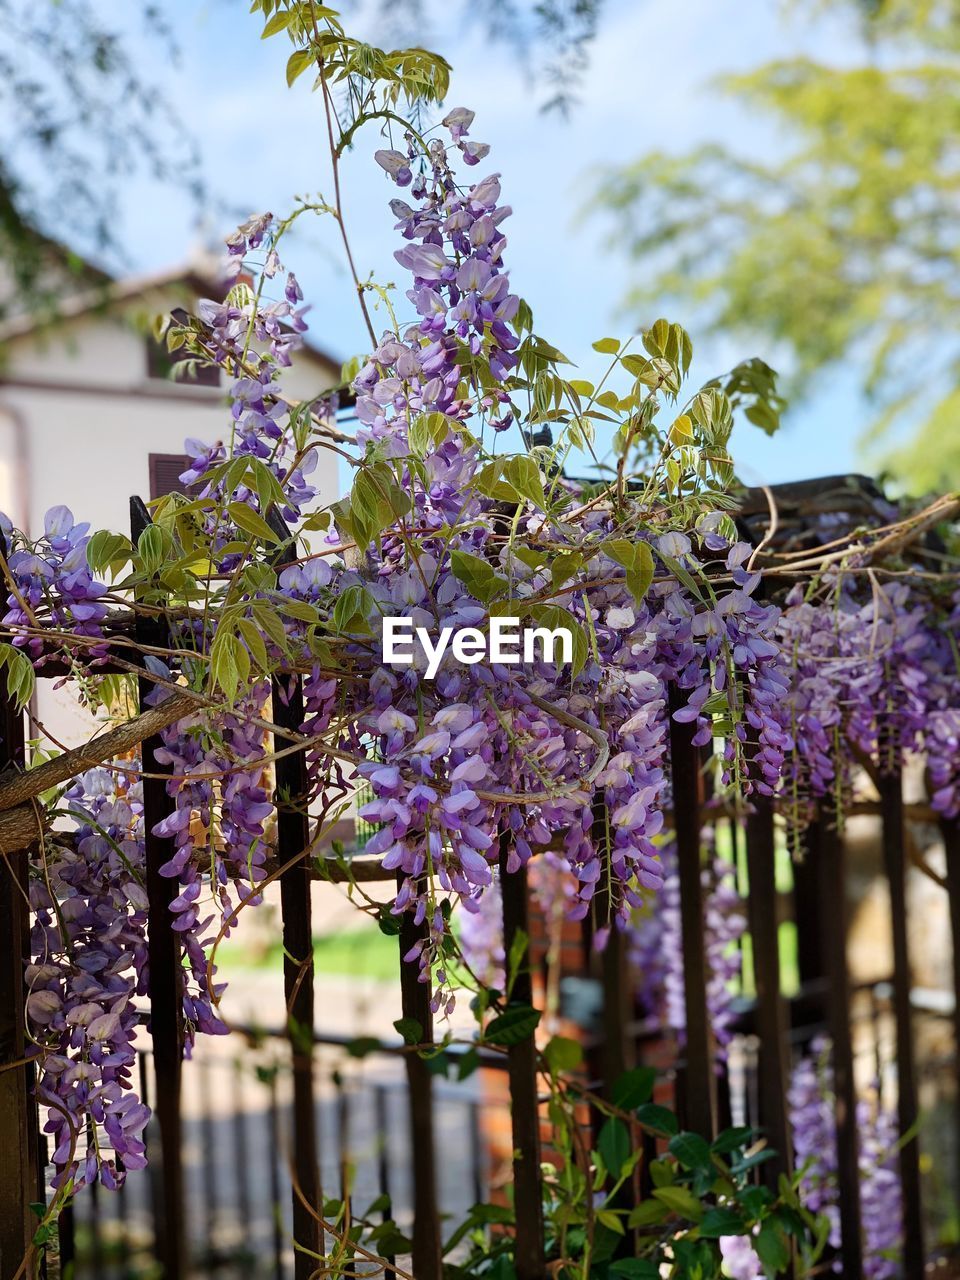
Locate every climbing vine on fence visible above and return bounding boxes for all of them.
[0,1,958,1276]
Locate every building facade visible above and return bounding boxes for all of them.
[0,250,342,745]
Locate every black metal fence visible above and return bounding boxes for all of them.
[60,1031,490,1280]
[54,982,959,1278]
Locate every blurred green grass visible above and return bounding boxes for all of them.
[218,924,400,981]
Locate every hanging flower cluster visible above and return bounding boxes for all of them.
[921,590,960,820]
[627,835,746,1056]
[27,767,150,1190]
[152,683,275,1050]
[788,1038,903,1279]
[1,506,108,659]
[776,572,960,831]
[719,1038,903,1279]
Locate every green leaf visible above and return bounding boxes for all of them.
[473,459,519,503]
[137,524,167,575]
[502,455,547,509]
[485,1002,541,1046]
[700,1205,747,1238]
[730,1147,778,1177]
[210,631,243,704]
[738,1185,774,1219]
[261,9,293,36]
[549,550,584,589]
[449,549,506,604]
[529,335,572,365]
[345,1036,381,1059]
[408,411,452,457]
[276,597,320,623]
[253,603,291,653]
[669,1130,714,1173]
[527,604,588,675]
[754,1218,791,1271]
[456,1046,480,1081]
[608,1261,659,1279]
[635,1102,679,1136]
[426,1051,450,1077]
[377,907,402,937]
[621,352,679,393]
[611,1066,656,1111]
[651,1185,703,1221]
[393,1017,422,1045]
[285,47,316,85]
[0,645,35,712]
[331,585,373,635]
[597,1118,631,1179]
[603,539,654,606]
[237,617,270,673]
[483,1257,518,1280]
[86,530,133,576]
[595,1208,626,1235]
[369,1226,413,1257]
[655,548,707,604]
[592,337,621,355]
[228,501,284,545]
[626,1200,668,1229]
[544,1035,583,1074]
[510,546,544,572]
[345,463,413,551]
[712,1126,754,1155]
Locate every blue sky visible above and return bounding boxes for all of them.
[112,0,870,487]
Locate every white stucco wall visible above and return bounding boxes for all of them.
[0,299,340,537]
[0,286,343,747]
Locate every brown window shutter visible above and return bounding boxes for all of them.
[149,453,192,500]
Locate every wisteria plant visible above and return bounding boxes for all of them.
[0,1,958,1277]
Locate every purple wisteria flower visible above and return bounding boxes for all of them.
[29,767,150,1190]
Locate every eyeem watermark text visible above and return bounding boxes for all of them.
[382,616,573,679]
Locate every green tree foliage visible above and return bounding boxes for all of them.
[0,0,206,322]
[591,0,960,492]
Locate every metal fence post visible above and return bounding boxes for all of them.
[878,763,923,1273]
[592,798,633,1091]
[397,873,443,1280]
[272,669,323,1276]
[816,810,863,1275]
[667,691,716,1139]
[941,814,960,1200]
[0,675,38,1280]
[743,794,793,1190]
[498,838,547,1280]
[130,496,187,1278]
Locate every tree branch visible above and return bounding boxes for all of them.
[0,692,195,852]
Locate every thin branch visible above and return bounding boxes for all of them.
[0,691,195,818]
